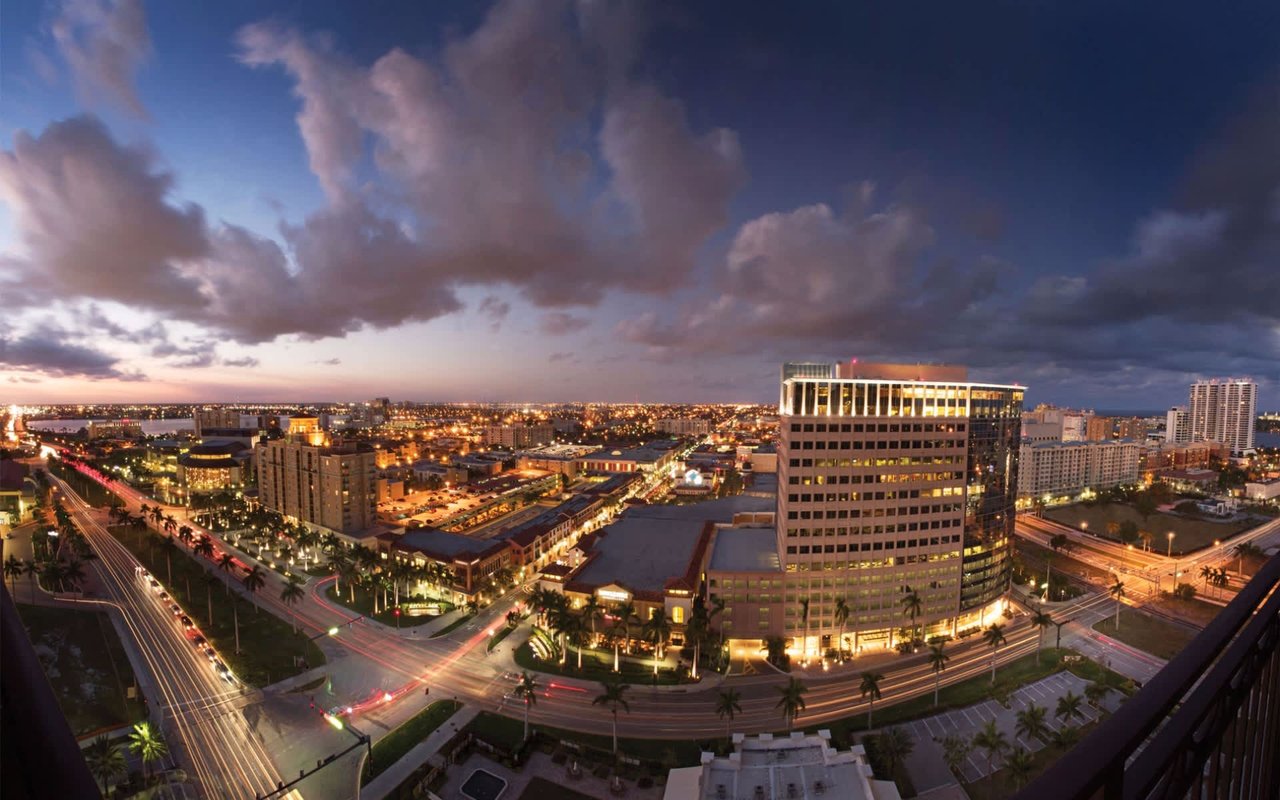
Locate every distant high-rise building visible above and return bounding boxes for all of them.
[1061,411,1090,442]
[656,418,712,436]
[1189,378,1257,455]
[484,423,554,449]
[1166,406,1191,444]
[194,408,243,437]
[1086,416,1113,442]
[774,360,1023,643]
[1116,417,1146,441]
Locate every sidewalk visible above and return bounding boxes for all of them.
[359,703,482,800]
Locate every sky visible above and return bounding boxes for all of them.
[1,0,1278,408]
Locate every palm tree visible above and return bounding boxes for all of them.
[216,553,236,595]
[927,642,950,706]
[22,558,39,597]
[177,525,193,547]
[616,600,638,655]
[686,599,710,679]
[281,577,305,633]
[860,671,883,728]
[900,587,923,649]
[1006,746,1035,790]
[876,727,914,780]
[940,734,972,778]
[514,671,538,741]
[833,596,850,658]
[983,623,1007,684]
[776,677,808,732]
[972,718,1009,776]
[1031,609,1054,664]
[1085,682,1110,710]
[84,733,126,794]
[715,688,742,741]
[1139,530,1153,552]
[4,554,23,595]
[1212,567,1230,599]
[1055,691,1083,726]
[202,569,217,626]
[128,721,168,780]
[243,565,266,614]
[1015,703,1050,745]
[1199,564,1214,592]
[798,596,811,662]
[643,610,672,675]
[1051,723,1081,750]
[592,680,632,754]
[1108,579,1126,630]
[608,608,629,672]
[160,535,177,586]
[581,596,603,647]
[1233,542,1263,577]
[193,536,214,562]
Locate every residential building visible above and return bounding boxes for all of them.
[1166,406,1191,444]
[255,429,378,536]
[484,423,554,449]
[1022,420,1063,443]
[663,730,899,800]
[1116,416,1147,441]
[1189,378,1258,455]
[86,420,142,440]
[1140,440,1220,478]
[193,408,244,436]
[1061,411,1090,442]
[1018,440,1141,502]
[1086,416,1113,442]
[657,418,712,436]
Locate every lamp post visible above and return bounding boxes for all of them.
[1167,532,1175,559]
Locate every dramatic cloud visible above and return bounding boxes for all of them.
[477,296,511,332]
[50,0,151,117]
[0,324,141,380]
[539,312,590,335]
[0,116,207,312]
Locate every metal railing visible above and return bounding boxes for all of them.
[1018,552,1280,800]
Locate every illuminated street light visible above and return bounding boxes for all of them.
[1167,532,1175,558]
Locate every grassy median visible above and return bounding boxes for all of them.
[363,699,462,784]
[1092,607,1196,660]
[108,525,325,687]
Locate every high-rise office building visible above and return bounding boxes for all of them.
[1188,378,1257,455]
[256,425,377,536]
[775,360,1023,644]
[1166,406,1191,444]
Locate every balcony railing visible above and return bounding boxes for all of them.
[1019,552,1280,800]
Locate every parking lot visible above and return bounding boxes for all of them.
[901,671,1123,791]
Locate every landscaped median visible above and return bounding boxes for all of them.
[1091,606,1196,660]
[106,524,325,687]
[363,699,462,785]
[323,584,444,628]
[513,626,699,685]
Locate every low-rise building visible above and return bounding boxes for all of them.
[577,440,680,474]
[0,459,35,525]
[1163,468,1220,494]
[515,443,601,479]
[177,441,251,493]
[1245,479,1280,502]
[663,731,899,800]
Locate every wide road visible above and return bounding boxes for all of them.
[50,471,298,800]
[51,456,1152,797]
[1017,514,1280,598]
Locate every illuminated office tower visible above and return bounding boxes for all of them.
[777,361,1023,647]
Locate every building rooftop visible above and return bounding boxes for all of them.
[395,528,504,559]
[569,496,773,597]
[708,527,781,573]
[667,731,894,800]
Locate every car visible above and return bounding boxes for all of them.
[191,635,207,647]
[169,603,182,616]
[158,591,169,600]
[180,615,194,628]
[148,578,160,589]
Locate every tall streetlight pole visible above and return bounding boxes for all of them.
[1167,531,1175,559]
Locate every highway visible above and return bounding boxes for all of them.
[50,471,297,800]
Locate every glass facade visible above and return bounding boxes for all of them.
[960,389,1024,610]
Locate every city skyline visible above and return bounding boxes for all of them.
[3,0,1280,408]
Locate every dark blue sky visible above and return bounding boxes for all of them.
[1,0,1277,408]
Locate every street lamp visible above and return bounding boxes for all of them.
[1167,532,1175,558]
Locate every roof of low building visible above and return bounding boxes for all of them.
[708,526,782,573]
